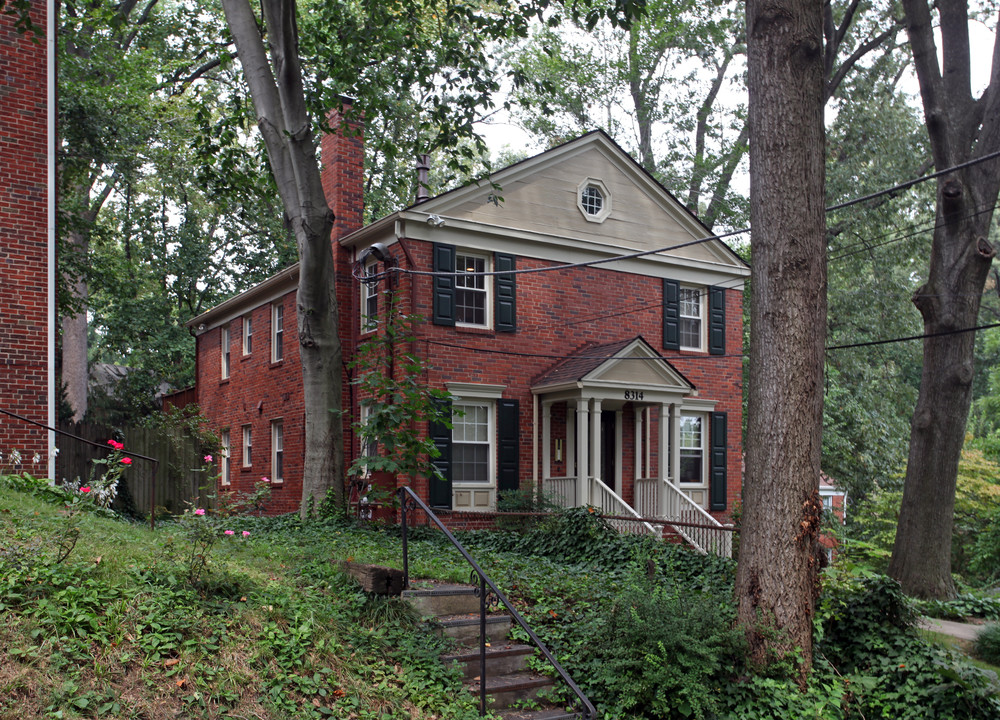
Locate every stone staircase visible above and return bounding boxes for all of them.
[403,583,581,719]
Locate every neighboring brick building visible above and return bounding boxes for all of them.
[0,0,54,469]
[190,127,749,539]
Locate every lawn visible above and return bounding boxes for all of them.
[2,474,999,719]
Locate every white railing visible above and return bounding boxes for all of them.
[634,476,659,518]
[590,478,660,537]
[660,479,733,558]
[541,476,576,509]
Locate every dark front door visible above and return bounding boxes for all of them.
[601,410,616,492]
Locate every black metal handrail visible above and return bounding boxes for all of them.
[398,486,595,719]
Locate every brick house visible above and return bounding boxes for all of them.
[0,0,55,472]
[189,121,749,546]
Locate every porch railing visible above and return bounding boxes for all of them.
[398,486,595,719]
[541,475,576,509]
[638,477,732,558]
[590,478,660,536]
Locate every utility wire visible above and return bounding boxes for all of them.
[359,148,1000,284]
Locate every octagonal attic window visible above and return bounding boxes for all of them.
[577,178,611,223]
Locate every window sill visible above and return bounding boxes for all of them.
[241,354,252,362]
[454,325,495,337]
[219,378,230,386]
[269,360,284,369]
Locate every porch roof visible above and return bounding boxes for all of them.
[531,335,695,400]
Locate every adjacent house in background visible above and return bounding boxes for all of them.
[189,119,749,550]
[0,0,56,471]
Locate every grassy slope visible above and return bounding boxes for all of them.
[0,487,485,720]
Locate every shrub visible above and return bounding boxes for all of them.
[585,582,744,719]
[975,623,1000,665]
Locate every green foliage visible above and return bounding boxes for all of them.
[348,294,452,484]
[590,582,744,719]
[494,486,561,530]
[974,624,1000,666]
[918,593,1000,622]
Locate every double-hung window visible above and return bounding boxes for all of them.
[679,414,704,484]
[679,288,702,350]
[452,402,492,483]
[271,420,283,483]
[242,315,253,355]
[272,303,284,362]
[220,430,231,486]
[361,261,379,331]
[242,424,252,467]
[455,253,489,326]
[221,325,231,379]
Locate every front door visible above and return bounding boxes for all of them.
[601,410,616,493]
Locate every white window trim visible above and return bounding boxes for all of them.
[451,400,496,488]
[221,325,231,379]
[220,430,231,486]
[242,314,253,355]
[271,419,284,484]
[678,412,707,487]
[576,177,612,223]
[361,260,379,332]
[242,424,252,468]
[679,286,705,352]
[271,303,284,363]
[454,251,492,329]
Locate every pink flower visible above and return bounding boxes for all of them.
[261,476,270,483]
[204,454,213,463]
[120,457,132,465]
[80,486,91,493]
[224,530,234,535]
[107,439,124,451]
[194,508,206,516]
[242,531,250,537]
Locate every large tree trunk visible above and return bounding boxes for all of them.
[736,0,826,675]
[888,0,1000,599]
[221,0,344,517]
[61,229,89,421]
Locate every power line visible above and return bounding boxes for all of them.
[360,149,1000,284]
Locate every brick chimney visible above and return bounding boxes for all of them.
[320,97,364,241]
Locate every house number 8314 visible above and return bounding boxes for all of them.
[624,390,644,401]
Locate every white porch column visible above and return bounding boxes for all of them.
[644,407,652,479]
[614,409,623,492]
[541,401,552,482]
[576,399,589,506]
[658,402,670,518]
[590,398,602,493]
[670,402,681,488]
[634,407,644,480]
[567,404,576,478]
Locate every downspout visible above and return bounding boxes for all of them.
[47,0,57,480]
[532,392,538,501]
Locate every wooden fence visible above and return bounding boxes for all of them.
[56,422,214,516]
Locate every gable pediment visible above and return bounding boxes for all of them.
[413,132,746,271]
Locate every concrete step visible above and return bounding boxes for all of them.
[436,612,513,643]
[441,643,534,679]
[466,670,555,709]
[496,710,580,720]
[403,584,481,616]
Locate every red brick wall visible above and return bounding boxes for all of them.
[0,1,49,460]
[195,295,306,515]
[395,240,744,522]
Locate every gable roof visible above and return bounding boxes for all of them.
[344,130,749,276]
[532,336,694,395]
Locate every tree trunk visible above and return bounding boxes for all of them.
[888,0,1000,598]
[61,228,89,421]
[736,0,826,676]
[220,0,344,517]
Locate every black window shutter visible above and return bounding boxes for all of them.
[428,398,453,508]
[709,411,727,511]
[497,399,520,493]
[432,243,456,326]
[495,252,516,333]
[709,286,726,356]
[663,279,679,350]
